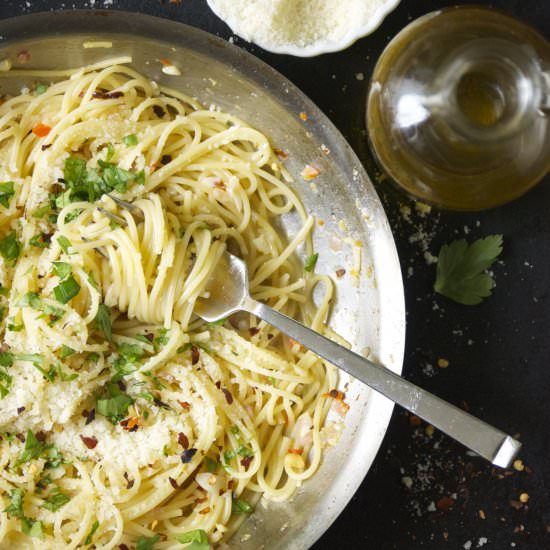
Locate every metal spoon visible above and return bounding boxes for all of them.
[195,251,521,468]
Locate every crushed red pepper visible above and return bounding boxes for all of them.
[178,432,189,449]
[80,435,98,449]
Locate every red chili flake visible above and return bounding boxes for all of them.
[249,327,260,336]
[16,433,25,443]
[322,389,345,401]
[160,154,172,165]
[199,506,211,515]
[222,388,233,405]
[16,50,31,64]
[159,58,172,67]
[168,476,179,489]
[274,148,288,160]
[92,90,124,100]
[215,381,221,389]
[153,105,166,118]
[288,448,303,455]
[178,432,189,449]
[32,123,51,137]
[119,545,130,550]
[181,448,197,463]
[436,496,455,512]
[120,416,142,432]
[267,333,274,339]
[41,144,52,151]
[178,401,191,410]
[195,497,208,504]
[123,471,134,489]
[35,431,47,443]
[213,179,226,190]
[16,407,25,414]
[335,268,346,278]
[227,480,235,490]
[191,345,200,365]
[80,435,98,449]
[240,455,253,470]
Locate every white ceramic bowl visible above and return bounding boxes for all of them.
[207,0,401,57]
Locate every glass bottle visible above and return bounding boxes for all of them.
[366,7,550,210]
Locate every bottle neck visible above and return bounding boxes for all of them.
[425,38,546,143]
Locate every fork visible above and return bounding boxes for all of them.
[194,251,521,468]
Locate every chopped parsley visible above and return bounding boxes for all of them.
[29,233,51,248]
[52,261,72,280]
[123,134,138,147]
[21,518,43,538]
[96,383,134,423]
[3,487,24,517]
[84,520,99,545]
[175,529,210,549]
[53,274,81,304]
[232,497,253,515]
[434,235,503,305]
[205,457,218,473]
[57,235,73,254]
[304,252,319,272]
[15,430,45,466]
[41,491,70,512]
[95,303,112,342]
[0,181,15,208]
[32,204,51,218]
[136,534,160,550]
[35,83,48,95]
[59,345,75,359]
[59,156,145,206]
[0,231,20,261]
[207,318,226,327]
[4,488,43,539]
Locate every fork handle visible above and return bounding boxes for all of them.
[244,297,521,468]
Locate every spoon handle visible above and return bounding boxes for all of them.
[244,297,521,468]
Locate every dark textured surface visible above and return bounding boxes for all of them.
[1,1,549,549]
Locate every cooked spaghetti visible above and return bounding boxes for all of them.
[0,58,340,549]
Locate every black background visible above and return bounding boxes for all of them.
[1,1,549,549]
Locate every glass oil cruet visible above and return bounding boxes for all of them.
[367,6,550,210]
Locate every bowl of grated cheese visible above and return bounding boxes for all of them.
[206,0,401,57]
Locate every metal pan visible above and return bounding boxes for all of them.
[0,11,406,549]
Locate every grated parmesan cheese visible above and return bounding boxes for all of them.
[207,0,392,51]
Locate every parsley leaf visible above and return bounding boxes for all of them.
[434,235,503,305]
[0,181,14,208]
[96,384,134,424]
[4,488,25,517]
[57,235,73,254]
[52,261,72,280]
[123,134,138,147]
[21,518,43,538]
[95,303,112,342]
[41,491,70,511]
[84,520,99,545]
[304,252,318,272]
[136,534,160,550]
[232,497,253,515]
[53,274,81,304]
[175,529,210,550]
[15,430,45,466]
[0,231,20,261]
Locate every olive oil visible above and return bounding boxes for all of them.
[367,7,550,210]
